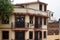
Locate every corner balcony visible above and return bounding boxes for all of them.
[13,8,48,17]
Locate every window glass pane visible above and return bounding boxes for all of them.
[44,5,46,11]
[44,17,46,25]
[29,31,33,39]
[39,4,42,11]
[40,31,42,38]
[35,31,38,40]
[35,16,38,28]
[44,31,46,38]
[15,15,25,28]
[30,16,33,24]
[2,31,9,39]
[40,17,42,25]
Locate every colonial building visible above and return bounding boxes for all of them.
[0,1,48,40]
[47,19,60,40]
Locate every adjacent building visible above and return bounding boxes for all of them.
[0,1,48,40]
[47,19,60,40]
[47,10,56,22]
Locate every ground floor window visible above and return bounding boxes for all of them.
[2,31,9,39]
[35,31,38,40]
[29,31,33,39]
[44,31,46,38]
[40,31,42,39]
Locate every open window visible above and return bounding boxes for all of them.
[2,15,9,24]
[15,15,25,28]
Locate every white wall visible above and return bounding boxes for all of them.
[26,3,39,10]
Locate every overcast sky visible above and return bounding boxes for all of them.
[13,0,60,20]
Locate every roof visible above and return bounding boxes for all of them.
[14,1,48,6]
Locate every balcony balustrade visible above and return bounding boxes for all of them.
[11,22,42,29]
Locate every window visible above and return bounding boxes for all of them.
[40,17,42,25]
[40,31,42,38]
[51,13,53,16]
[35,31,38,40]
[29,31,33,39]
[44,5,46,11]
[2,31,9,39]
[44,17,46,25]
[30,16,33,24]
[35,16,38,28]
[39,4,42,11]
[44,31,46,38]
[2,15,9,24]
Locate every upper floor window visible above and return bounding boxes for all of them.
[15,15,25,28]
[40,17,42,25]
[35,16,38,28]
[44,31,46,38]
[51,13,53,17]
[39,17,42,27]
[44,17,46,25]
[15,15,25,22]
[39,4,42,11]
[2,15,9,24]
[44,5,47,11]
[30,16,33,24]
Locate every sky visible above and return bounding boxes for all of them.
[13,0,60,21]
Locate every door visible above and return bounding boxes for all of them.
[15,31,25,40]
